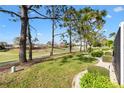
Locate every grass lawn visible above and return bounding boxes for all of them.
[0,52,96,88]
[0,48,78,63]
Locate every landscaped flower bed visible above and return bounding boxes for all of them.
[80,66,119,88]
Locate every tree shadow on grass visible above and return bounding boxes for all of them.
[0,49,10,52]
[73,54,96,63]
[59,55,73,66]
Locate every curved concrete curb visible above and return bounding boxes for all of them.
[72,57,118,88]
[72,69,88,88]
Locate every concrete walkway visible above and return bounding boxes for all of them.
[96,57,118,84]
[72,57,118,88]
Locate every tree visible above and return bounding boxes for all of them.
[27,21,32,60]
[78,7,107,51]
[19,6,28,63]
[0,5,48,63]
[13,37,20,45]
[107,40,113,48]
[0,6,28,63]
[109,32,116,40]
[44,5,67,56]
[0,42,7,50]
[63,6,76,53]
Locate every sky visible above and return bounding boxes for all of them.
[0,5,124,44]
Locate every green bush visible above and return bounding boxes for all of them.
[102,55,112,62]
[102,47,111,51]
[0,45,5,50]
[104,51,112,56]
[91,51,103,57]
[80,73,118,88]
[0,49,8,52]
[93,42,102,47]
[87,47,93,53]
[87,66,109,77]
[92,47,101,51]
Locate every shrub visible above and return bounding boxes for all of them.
[80,73,118,88]
[87,66,109,77]
[102,55,112,62]
[104,51,112,56]
[102,47,111,51]
[93,42,102,47]
[92,47,101,51]
[91,51,103,57]
[0,45,5,50]
[87,47,93,53]
[0,49,8,52]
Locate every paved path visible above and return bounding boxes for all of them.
[72,57,118,88]
[96,57,118,84]
[96,57,110,69]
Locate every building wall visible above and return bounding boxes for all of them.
[113,22,124,85]
[113,27,121,84]
[121,23,124,85]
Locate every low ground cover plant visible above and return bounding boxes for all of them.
[102,47,111,51]
[80,72,118,88]
[104,51,112,56]
[91,50,103,57]
[80,66,118,88]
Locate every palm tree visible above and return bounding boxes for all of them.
[78,7,107,51]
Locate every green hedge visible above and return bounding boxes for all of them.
[80,72,118,88]
[87,66,109,77]
[91,51,103,57]
[92,47,101,51]
[102,47,111,51]
[104,51,112,56]
[0,49,8,52]
[102,55,112,62]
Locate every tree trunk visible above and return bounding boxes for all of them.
[83,39,86,52]
[27,22,32,61]
[69,26,72,53]
[80,38,82,52]
[19,5,28,63]
[50,6,55,56]
[89,44,92,52]
[86,40,88,51]
[79,34,82,52]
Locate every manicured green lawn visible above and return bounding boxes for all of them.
[0,48,77,63]
[0,53,96,88]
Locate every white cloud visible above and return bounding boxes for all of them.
[37,32,42,36]
[106,14,112,18]
[1,25,6,28]
[113,6,124,12]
